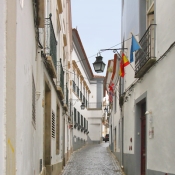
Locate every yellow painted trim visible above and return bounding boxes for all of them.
[8,139,14,153]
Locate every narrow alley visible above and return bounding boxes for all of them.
[61,143,124,175]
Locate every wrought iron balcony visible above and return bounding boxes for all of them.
[56,59,64,100]
[87,102,102,109]
[45,14,57,78]
[135,24,156,78]
[63,83,68,112]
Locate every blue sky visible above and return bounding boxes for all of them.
[71,0,122,75]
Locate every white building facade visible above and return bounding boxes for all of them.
[118,0,175,175]
[72,29,104,148]
[0,0,73,175]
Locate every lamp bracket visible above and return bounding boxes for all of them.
[100,48,128,53]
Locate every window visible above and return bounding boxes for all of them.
[32,76,36,126]
[78,111,80,124]
[74,107,76,122]
[81,115,83,126]
[56,105,60,154]
[52,111,55,138]
[84,118,86,129]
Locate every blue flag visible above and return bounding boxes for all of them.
[130,34,141,63]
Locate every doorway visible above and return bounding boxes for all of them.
[44,82,51,167]
[141,102,146,175]
[62,117,65,166]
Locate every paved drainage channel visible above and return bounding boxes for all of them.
[61,142,123,175]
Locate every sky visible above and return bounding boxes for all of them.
[71,0,122,76]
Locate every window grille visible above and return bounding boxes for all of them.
[52,112,55,138]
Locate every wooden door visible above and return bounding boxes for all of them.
[44,82,51,166]
[141,102,146,175]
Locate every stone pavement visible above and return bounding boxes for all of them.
[61,142,124,175]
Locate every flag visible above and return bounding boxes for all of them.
[130,34,141,63]
[109,82,114,92]
[122,53,130,67]
[119,58,124,77]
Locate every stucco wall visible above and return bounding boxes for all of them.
[122,0,175,174]
[124,39,175,174]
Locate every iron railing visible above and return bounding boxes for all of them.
[87,102,102,109]
[57,59,64,92]
[135,24,156,74]
[45,14,57,70]
[64,83,68,106]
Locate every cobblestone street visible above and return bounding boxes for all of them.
[61,142,124,175]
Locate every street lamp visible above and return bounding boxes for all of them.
[104,106,108,113]
[69,99,85,110]
[80,102,85,110]
[93,53,106,73]
[93,48,128,73]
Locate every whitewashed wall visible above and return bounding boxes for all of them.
[15,0,65,174]
[122,0,175,173]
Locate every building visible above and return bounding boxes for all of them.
[72,29,104,147]
[104,55,121,158]
[117,0,175,175]
[0,0,73,174]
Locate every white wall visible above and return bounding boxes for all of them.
[72,42,103,142]
[0,0,6,174]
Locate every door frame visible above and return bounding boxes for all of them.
[140,102,146,175]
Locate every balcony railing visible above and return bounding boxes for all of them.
[59,59,64,91]
[87,102,102,109]
[56,59,64,100]
[45,14,57,72]
[135,24,156,78]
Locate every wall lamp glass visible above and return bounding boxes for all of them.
[93,53,106,73]
[80,102,85,110]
